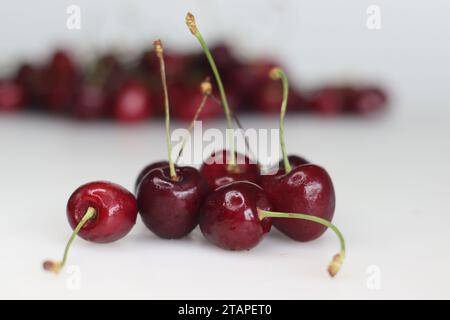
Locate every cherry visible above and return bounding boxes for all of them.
[0,79,25,112]
[112,78,152,123]
[15,63,38,105]
[258,68,345,276]
[199,181,272,250]
[252,79,304,113]
[200,150,260,191]
[172,84,219,122]
[308,87,347,116]
[138,166,207,238]
[42,50,79,113]
[135,160,169,191]
[73,84,106,120]
[136,40,208,239]
[350,86,387,115]
[43,181,138,274]
[261,164,336,241]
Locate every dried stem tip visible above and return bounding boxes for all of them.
[186,12,198,35]
[43,260,62,274]
[153,39,164,58]
[269,67,282,80]
[201,77,212,96]
[327,254,344,277]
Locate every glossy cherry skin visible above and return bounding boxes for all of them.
[199,181,272,251]
[67,181,138,243]
[112,79,152,123]
[137,166,208,239]
[0,80,25,112]
[260,164,335,242]
[200,150,260,191]
[265,155,309,175]
[135,160,169,192]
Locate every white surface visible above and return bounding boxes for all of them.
[1,111,450,299]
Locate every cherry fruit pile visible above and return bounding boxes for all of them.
[1,31,387,119]
[43,13,346,278]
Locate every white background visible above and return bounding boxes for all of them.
[0,0,450,299]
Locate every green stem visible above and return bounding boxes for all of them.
[44,207,96,274]
[191,30,236,166]
[176,95,209,164]
[156,41,177,179]
[270,68,291,173]
[258,208,345,277]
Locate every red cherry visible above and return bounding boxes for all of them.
[0,80,25,112]
[137,166,208,239]
[135,160,169,191]
[140,49,188,82]
[172,86,221,122]
[253,80,305,113]
[67,181,138,243]
[350,87,387,114]
[15,63,38,105]
[41,50,79,112]
[73,84,106,120]
[112,79,152,123]
[43,181,138,273]
[199,181,272,250]
[200,150,260,191]
[229,60,277,109]
[262,155,309,176]
[49,50,78,77]
[308,87,347,116]
[260,164,335,241]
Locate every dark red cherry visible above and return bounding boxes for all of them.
[135,160,169,192]
[260,164,335,242]
[140,49,188,82]
[350,87,387,114]
[44,181,138,274]
[199,181,272,250]
[49,50,78,77]
[308,87,347,116]
[172,86,221,122]
[252,80,304,113]
[137,166,208,239]
[112,79,152,123]
[41,50,79,112]
[0,80,25,112]
[67,181,138,243]
[264,155,309,176]
[73,84,106,120]
[200,150,260,191]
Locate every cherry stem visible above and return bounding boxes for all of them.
[154,40,177,180]
[270,67,291,174]
[176,94,209,164]
[257,208,346,277]
[186,12,236,166]
[43,207,96,274]
[210,94,257,162]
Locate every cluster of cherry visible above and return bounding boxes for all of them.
[0,26,387,120]
[43,13,346,278]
